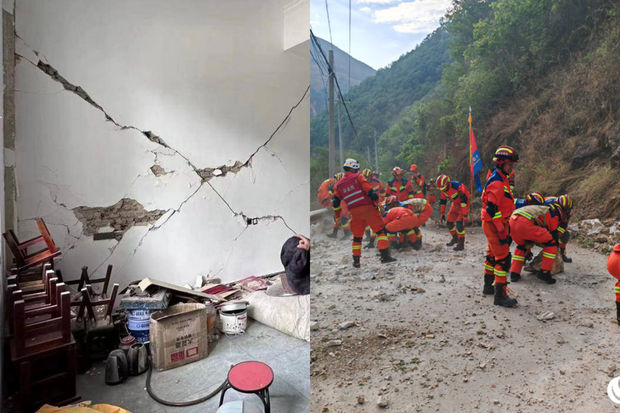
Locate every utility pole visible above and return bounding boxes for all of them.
[337,98,344,168]
[328,50,336,177]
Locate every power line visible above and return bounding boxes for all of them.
[348,0,351,92]
[310,29,358,139]
[324,0,334,48]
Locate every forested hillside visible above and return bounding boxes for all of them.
[310,0,620,219]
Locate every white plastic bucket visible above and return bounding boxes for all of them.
[219,309,248,334]
[127,309,152,342]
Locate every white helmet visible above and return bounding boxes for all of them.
[343,158,360,170]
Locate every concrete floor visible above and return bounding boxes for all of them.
[77,321,310,412]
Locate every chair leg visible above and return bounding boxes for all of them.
[218,380,230,406]
[257,388,271,413]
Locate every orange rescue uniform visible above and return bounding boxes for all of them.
[333,172,389,257]
[482,168,516,284]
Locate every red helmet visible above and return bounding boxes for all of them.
[436,174,450,191]
[392,167,404,177]
[409,164,418,172]
[526,192,545,206]
[493,145,519,164]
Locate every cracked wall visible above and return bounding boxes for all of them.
[12,0,310,286]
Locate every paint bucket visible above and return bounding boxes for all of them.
[218,301,249,335]
[127,309,152,343]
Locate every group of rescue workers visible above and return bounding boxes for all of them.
[318,144,579,309]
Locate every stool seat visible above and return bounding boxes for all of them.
[220,361,273,413]
[228,361,274,392]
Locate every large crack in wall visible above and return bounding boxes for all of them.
[14,36,308,277]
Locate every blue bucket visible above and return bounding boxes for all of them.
[127,309,152,343]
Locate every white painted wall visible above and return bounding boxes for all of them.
[13,0,310,286]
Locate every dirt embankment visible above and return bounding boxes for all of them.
[310,217,619,413]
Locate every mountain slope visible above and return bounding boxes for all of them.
[310,37,376,118]
[310,28,451,152]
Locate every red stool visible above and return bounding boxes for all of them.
[219,361,274,413]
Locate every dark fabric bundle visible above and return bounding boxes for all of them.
[280,236,310,295]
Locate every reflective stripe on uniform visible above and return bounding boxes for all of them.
[493,212,502,219]
[377,236,389,242]
[558,227,566,234]
[343,190,362,200]
[513,255,525,262]
[542,252,556,259]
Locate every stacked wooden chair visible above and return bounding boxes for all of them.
[3,219,78,411]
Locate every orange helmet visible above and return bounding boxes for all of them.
[492,145,519,164]
[392,167,404,177]
[557,194,573,210]
[526,192,545,206]
[361,168,372,179]
[409,164,418,172]
[436,174,450,191]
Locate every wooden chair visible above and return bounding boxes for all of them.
[75,283,121,361]
[60,264,113,300]
[10,290,78,411]
[3,221,61,274]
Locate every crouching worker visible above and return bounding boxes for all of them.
[382,196,423,250]
[508,203,562,284]
[333,158,396,268]
[280,234,310,295]
[607,244,620,325]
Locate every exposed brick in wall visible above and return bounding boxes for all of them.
[73,198,165,240]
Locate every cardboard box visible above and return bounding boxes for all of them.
[150,303,209,371]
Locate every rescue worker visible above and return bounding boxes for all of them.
[607,244,620,325]
[333,158,396,267]
[408,164,425,199]
[361,168,384,248]
[508,202,563,284]
[387,167,414,202]
[382,196,423,250]
[514,191,546,209]
[325,173,352,239]
[436,174,470,251]
[544,194,573,263]
[481,145,519,307]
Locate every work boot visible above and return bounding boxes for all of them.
[353,255,360,268]
[410,239,422,250]
[326,228,338,238]
[483,274,494,295]
[364,238,375,249]
[494,283,517,307]
[380,249,397,263]
[536,270,556,284]
[446,234,458,246]
[453,238,464,251]
[510,271,521,282]
[561,254,572,263]
[616,302,620,326]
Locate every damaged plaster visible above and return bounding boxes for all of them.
[73,198,166,240]
[12,0,310,286]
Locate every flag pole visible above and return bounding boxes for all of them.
[469,107,474,226]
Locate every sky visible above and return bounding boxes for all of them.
[310,0,453,70]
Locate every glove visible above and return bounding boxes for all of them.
[368,189,379,202]
[498,231,512,246]
[545,239,558,247]
[440,214,446,224]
